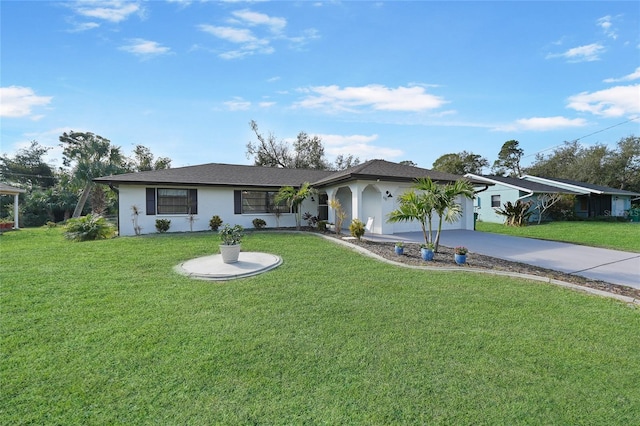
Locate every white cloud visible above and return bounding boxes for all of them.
[231,9,286,33]
[547,43,605,62]
[198,24,272,58]
[258,101,276,108]
[319,133,403,160]
[567,84,640,117]
[294,84,447,113]
[69,0,143,23]
[515,116,588,131]
[0,86,52,118]
[67,21,100,32]
[597,15,617,40]
[604,67,640,83]
[224,98,251,111]
[119,39,172,58]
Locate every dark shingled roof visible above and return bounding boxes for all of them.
[530,177,640,196]
[95,159,474,188]
[312,159,469,186]
[469,175,579,194]
[94,163,335,188]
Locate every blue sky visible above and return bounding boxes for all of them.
[1,0,639,172]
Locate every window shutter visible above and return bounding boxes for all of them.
[146,188,156,215]
[189,189,198,214]
[234,190,242,214]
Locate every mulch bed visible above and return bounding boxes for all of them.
[316,231,640,301]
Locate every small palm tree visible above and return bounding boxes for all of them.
[432,179,475,251]
[387,187,436,247]
[275,182,315,230]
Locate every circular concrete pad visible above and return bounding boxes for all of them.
[175,252,282,281]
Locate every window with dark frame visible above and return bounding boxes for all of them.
[241,190,289,214]
[150,188,198,215]
[491,195,501,208]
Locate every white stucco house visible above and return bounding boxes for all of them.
[466,173,640,223]
[95,159,477,237]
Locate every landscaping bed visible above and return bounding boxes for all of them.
[322,233,640,300]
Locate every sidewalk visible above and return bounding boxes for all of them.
[365,230,640,289]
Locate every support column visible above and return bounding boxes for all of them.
[13,193,19,229]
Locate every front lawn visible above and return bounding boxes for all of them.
[476,220,640,252]
[2,228,639,424]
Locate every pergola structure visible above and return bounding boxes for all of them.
[0,183,26,229]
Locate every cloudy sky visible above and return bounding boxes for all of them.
[1,0,639,171]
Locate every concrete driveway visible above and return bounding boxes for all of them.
[366,230,640,289]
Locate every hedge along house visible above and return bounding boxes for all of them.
[465,174,580,224]
[94,159,476,237]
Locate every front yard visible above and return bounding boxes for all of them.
[2,228,639,424]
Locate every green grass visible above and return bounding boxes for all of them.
[2,228,639,424]
[476,220,640,252]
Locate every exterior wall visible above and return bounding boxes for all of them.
[324,180,474,234]
[474,185,524,224]
[118,185,313,236]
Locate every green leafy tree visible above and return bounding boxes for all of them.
[60,131,125,218]
[275,182,315,230]
[332,154,361,171]
[432,151,489,175]
[495,200,534,226]
[492,140,524,177]
[0,140,56,189]
[127,145,171,172]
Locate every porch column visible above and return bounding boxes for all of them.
[348,183,363,222]
[13,193,19,229]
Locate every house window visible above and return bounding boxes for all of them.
[240,190,288,214]
[491,195,501,208]
[147,188,197,215]
[578,197,588,211]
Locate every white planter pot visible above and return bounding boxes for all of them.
[219,244,241,263]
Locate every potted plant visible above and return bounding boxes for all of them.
[420,243,435,261]
[218,224,244,264]
[394,241,404,255]
[454,246,468,264]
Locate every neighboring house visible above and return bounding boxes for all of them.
[0,183,26,229]
[95,159,476,236]
[521,176,640,218]
[465,174,578,224]
[466,174,640,223]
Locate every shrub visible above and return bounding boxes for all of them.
[155,219,171,233]
[209,215,223,231]
[302,212,318,227]
[495,200,534,226]
[349,218,365,240]
[64,214,115,242]
[317,220,327,232]
[252,218,267,229]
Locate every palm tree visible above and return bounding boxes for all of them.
[386,181,437,246]
[432,179,475,251]
[275,182,314,230]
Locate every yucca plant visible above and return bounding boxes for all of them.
[495,200,534,226]
[64,214,115,241]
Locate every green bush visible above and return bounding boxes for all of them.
[64,214,115,242]
[252,218,267,229]
[209,215,223,231]
[349,218,365,240]
[155,219,171,233]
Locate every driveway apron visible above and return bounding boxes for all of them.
[373,230,640,289]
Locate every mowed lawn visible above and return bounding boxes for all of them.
[476,221,640,252]
[2,228,639,424]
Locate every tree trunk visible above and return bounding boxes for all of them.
[72,182,93,218]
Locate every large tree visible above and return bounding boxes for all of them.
[492,140,524,177]
[246,120,359,170]
[127,145,171,172]
[0,140,56,189]
[60,131,125,218]
[432,151,489,175]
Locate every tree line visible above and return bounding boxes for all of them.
[2,121,637,227]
